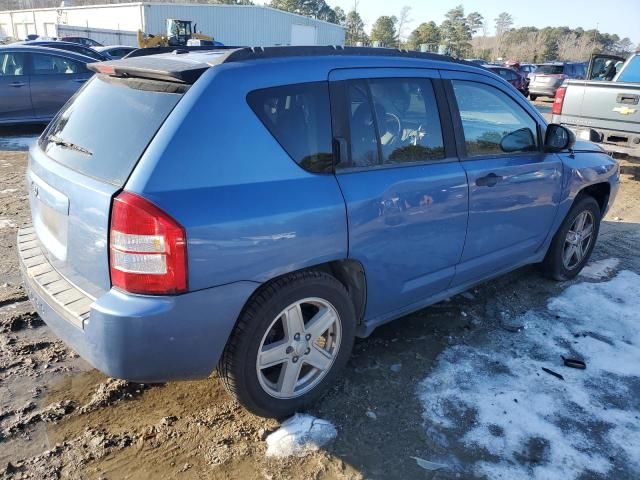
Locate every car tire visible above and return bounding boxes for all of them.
[541,195,601,281]
[529,94,538,101]
[217,270,356,418]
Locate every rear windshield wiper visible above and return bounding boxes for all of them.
[47,135,93,156]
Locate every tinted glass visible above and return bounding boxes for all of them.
[537,65,564,75]
[0,52,26,76]
[617,56,640,82]
[248,82,333,173]
[369,78,444,164]
[32,54,87,75]
[452,80,538,157]
[39,75,184,185]
[346,80,379,167]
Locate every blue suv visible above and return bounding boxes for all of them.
[19,47,619,417]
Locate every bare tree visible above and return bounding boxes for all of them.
[395,6,412,47]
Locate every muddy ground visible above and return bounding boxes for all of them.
[1,138,639,479]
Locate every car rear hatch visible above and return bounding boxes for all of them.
[28,71,191,297]
[531,65,566,88]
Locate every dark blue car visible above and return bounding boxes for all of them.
[18,47,619,417]
[0,45,94,125]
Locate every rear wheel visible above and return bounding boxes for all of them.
[542,196,601,281]
[217,271,356,418]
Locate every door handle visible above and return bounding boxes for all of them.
[476,173,503,187]
[10,82,26,87]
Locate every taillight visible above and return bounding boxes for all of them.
[110,192,187,295]
[552,86,567,115]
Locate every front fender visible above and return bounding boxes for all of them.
[540,151,619,252]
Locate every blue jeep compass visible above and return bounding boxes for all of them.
[18,46,619,417]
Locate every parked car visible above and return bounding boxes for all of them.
[61,36,102,47]
[0,45,94,125]
[18,47,619,418]
[16,40,108,62]
[552,52,640,154]
[529,62,587,100]
[520,63,537,75]
[486,65,529,95]
[93,45,137,60]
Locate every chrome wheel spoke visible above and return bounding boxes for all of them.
[574,212,587,233]
[258,340,289,369]
[306,307,337,338]
[581,223,594,239]
[283,304,305,340]
[563,244,577,266]
[278,359,303,395]
[305,345,332,371]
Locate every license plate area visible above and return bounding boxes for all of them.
[28,171,69,261]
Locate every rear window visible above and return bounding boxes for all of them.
[536,65,564,75]
[247,82,333,173]
[40,74,185,185]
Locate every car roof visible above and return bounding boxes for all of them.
[91,46,484,84]
[0,44,98,63]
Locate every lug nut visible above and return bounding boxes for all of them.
[305,334,311,340]
[292,356,299,363]
[286,346,293,354]
[305,348,311,355]
[294,333,300,340]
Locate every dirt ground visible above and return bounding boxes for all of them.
[1,144,639,479]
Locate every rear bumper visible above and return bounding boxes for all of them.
[18,227,258,383]
[529,85,559,97]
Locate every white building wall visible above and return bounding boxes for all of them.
[143,4,344,46]
[0,2,344,46]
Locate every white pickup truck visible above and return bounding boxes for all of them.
[551,52,640,155]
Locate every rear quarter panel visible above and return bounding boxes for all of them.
[126,61,349,291]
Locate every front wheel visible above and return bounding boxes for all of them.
[217,271,356,418]
[542,196,601,281]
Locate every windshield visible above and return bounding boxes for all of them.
[39,75,186,185]
[536,65,564,75]
[617,56,640,83]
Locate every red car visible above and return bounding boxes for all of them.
[485,65,529,96]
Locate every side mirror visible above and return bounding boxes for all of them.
[500,127,536,153]
[544,124,576,152]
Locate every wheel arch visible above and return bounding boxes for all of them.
[575,182,611,214]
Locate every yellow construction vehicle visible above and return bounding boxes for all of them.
[137,19,213,48]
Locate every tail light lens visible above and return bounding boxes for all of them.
[110,192,187,295]
[552,86,567,115]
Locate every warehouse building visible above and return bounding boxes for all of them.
[0,2,345,47]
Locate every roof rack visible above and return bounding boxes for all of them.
[89,46,470,84]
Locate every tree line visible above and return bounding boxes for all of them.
[3,0,636,61]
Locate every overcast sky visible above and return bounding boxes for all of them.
[306,0,639,45]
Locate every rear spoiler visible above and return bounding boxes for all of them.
[87,48,242,84]
[123,45,241,59]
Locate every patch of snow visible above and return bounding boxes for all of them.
[579,258,620,279]
[418,271,640,480]
[0,218,17,229]
[0,135,37,151]
[265,414,337,458]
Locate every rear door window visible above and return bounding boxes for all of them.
[32,54,87,75]
[247,82,334,173]
[40,75,185,185]
[337,77,445,169]
[452,80,538,157]
[0,52,26,76]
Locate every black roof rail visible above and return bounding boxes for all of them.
[220,46,464,66]
[91,45,472,84]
